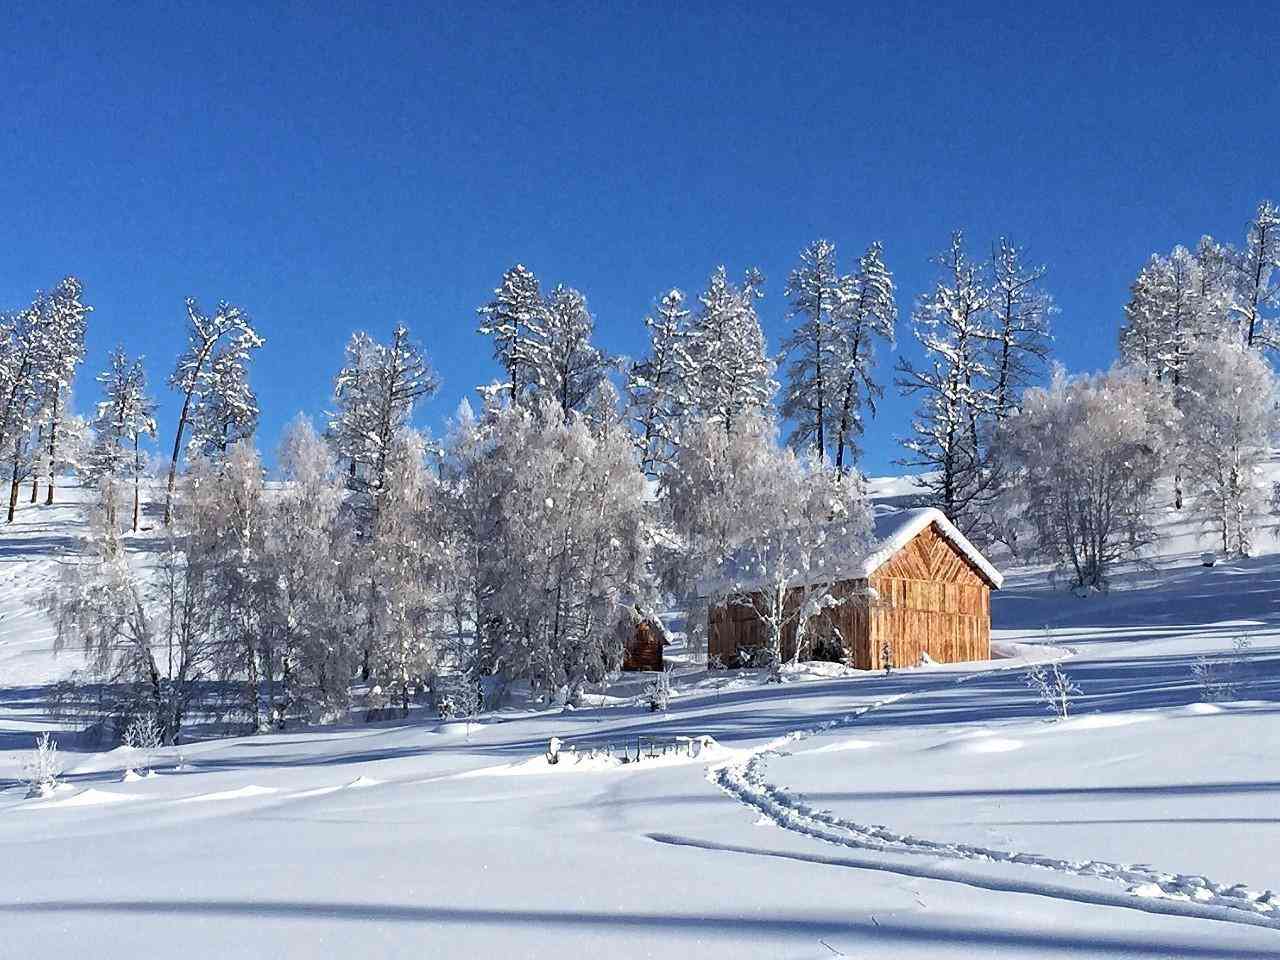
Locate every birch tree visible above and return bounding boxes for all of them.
[1181,340,1276,556]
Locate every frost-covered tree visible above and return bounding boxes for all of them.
[1235,200,1280,350]
[663,411,872,674]
[540,285,610,415]
[84,348,156,534]
[627,289,692,476]
[327,324,439,515]
[187,346,259,459]
[189,441,273,730]
[260,417,355,724]
[163,298,262,524]
[831,242,897,474]
[896,232,991,534]
[984,238,1052,421]
[994,365,1177,590]
[2,278,91,520]
[477,264,548,402]
[685,266,776,436]
[1181,340,1276,556]
[477,399,649,698]
[366,430,443,715]
[781,239,843,461]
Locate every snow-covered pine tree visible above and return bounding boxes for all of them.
[627,289,691,476]
[685,266,776,437]
[1193,235,1239,342]
[781,239,843,462]
[1181,340,1277,557]
[984,238,1053,421]
[477,264,548,403]
[163,298,263,524]
[895,232,992,535]
[831,241,897,474]
[540,285,610,416]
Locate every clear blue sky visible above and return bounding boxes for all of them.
[3,1,1276,475]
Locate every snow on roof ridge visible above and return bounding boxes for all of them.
[862,507,1003,588]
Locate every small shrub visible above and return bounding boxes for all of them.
[1026,661,1079,720]
[123,713,163,775]
[22,732,62,798]
[642,669,672,712]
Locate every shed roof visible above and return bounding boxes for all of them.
[862,508,1003,588]
[700,506,1002,598]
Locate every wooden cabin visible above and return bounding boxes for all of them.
[619,606,666,672]
[707,508,1002,670]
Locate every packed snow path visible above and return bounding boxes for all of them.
[700,676,1280,932]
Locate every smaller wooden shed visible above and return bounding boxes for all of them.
[707,508,1003,670]
[618,605,667,672]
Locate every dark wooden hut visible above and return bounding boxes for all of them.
[619,606,666,671]
[707,508,1002,670]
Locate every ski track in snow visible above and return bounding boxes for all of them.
[705,675,1280,932]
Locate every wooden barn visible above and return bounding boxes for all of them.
[707,508,1002,670]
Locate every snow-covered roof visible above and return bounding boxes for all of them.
[699,506,1002,598]
[861,507,1003,588]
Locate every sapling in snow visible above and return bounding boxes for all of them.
[123,713,163,777]
[641,667,673,712]
[22,732,62,798]
[1025,661,1079,720]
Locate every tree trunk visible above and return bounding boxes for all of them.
[6,441,20,523]
[163,389,197,525]
[132,434,142,532]
[45,391,59,505]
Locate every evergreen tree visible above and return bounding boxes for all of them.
[540,284,609,416]
[984,238,1052,421]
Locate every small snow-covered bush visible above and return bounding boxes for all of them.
[123,713,163,775]
[22,732,62,798]
[641,669,672,712]
[1191,657,1230,702]
[1026,662,1079,720]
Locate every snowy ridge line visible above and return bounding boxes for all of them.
[707,678,1280,931]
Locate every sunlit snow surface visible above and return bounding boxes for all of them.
[2,479,1280,958]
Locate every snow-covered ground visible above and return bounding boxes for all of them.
[2,480,1279,957]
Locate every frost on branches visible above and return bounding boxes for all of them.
[995,365,1176,590]
[663,413,873,675]
[781,239,897,472]
[627,289,692,476]
[162,297,262,524]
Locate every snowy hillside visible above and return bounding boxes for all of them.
[2,479,1279,958]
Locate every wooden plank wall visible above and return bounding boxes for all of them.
[623,622,664,671]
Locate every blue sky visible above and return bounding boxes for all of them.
[3,1,1277,475]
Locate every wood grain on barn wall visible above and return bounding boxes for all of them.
[707,521,995,670]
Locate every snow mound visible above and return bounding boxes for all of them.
[175,785,278,803]
[29,788,136,809]
[808,738,879,754]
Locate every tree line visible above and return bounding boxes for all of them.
[5,197,1277,740]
